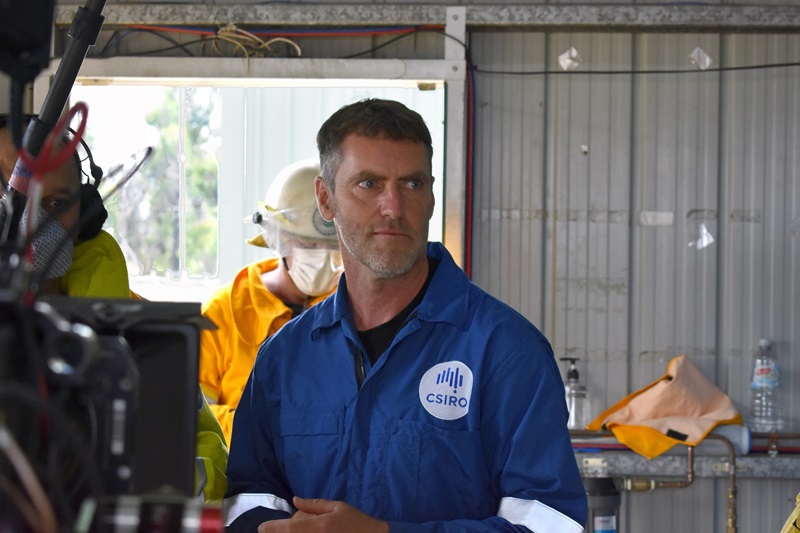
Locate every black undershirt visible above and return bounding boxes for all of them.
[286,301,306,317]
[357,257,439,365]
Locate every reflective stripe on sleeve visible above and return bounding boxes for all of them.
[498,497,583,533]
[195,457,207,501]
[223,493,294,525]
[200,384,219,405]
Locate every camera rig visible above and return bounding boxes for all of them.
[0,276,218,530]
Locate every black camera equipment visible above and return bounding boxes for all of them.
[0,0,56,84]
[0,295,219,530]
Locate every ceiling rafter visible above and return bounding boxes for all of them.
[55,3,800,32]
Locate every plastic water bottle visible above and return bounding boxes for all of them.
[560,357,588,429]
[749,338,781,433]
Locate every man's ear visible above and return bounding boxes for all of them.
[77,182,108,241]
[315,176,334,221]
[427,176,435,222]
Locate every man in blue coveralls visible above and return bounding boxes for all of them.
[224,98,587,532]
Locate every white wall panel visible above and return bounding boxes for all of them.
[470,32,549,325]
[720,33,800,437]
[630,33,722,390]
[545,32,634,424]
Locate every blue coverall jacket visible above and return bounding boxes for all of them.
[225,242,587,532]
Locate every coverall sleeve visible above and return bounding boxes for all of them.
[224,358,294,530]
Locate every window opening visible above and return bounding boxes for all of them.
[69,81,445,302]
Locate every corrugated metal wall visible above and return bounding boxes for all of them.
[33,3,799,531]
[471,30,799,533]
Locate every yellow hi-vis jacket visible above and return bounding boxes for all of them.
[60,229,130,298]
[199,258,332,444]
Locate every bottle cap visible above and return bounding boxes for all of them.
[559,357,580,381]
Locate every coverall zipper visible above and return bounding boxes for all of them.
[353,312,417,390]
[354,349,365,390]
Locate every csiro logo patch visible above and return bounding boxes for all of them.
[418,361,473,420]
[312,209,336,237]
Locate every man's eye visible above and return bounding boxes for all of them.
[406,180,422,190]
[359,179,375,189]
[43,198,69,211]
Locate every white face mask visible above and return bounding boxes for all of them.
[287,248,343,296]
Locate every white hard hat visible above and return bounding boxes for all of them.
[246,158,338,255]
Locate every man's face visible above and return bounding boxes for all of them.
[316,134,434,280]
[0,127,81,233]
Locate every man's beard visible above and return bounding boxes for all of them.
[332,198,428,280]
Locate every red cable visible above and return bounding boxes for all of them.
[16,102,88,280]
[16,101,88,177]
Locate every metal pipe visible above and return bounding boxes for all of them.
[705,434,737,533]
[751,432,800,457]
[620,446,694,491]
[571,429,696,490]
[571,429,739,533]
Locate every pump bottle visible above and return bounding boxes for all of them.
[560,357,589,430]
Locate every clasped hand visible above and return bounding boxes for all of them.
[258,497,389,533]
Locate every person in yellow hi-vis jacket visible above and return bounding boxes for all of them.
[780,492,800,533]
[199,159,341,445]
[1,113,130,299]
[2,115,230,502]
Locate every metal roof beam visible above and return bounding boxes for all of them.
[54,3,800,32]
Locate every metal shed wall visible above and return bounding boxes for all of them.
[471,30,799,533]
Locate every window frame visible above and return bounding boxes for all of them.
[33,56,468,271]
